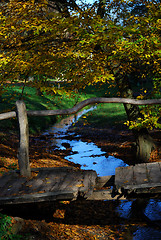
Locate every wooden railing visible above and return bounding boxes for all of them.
[0,98,161,177]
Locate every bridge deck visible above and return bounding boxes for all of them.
[1,162,161,205]
[0,167,97,205]
[115,162,161,196]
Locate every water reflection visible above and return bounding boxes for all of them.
[145,200,161,221]
[44,107,127,176]
[62,139,127,176]
[133,226,161,240]
[43,107,96,147]
[117,194,161,239]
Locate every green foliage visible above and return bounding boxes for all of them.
[82,103,127,128]
[125,105,161,130]
[0,0,161,131]
[0,213,22,240]
[0,83,107,133]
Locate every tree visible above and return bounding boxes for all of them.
[0,0,161,162]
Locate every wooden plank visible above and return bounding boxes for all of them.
[134,186,161,195]
[115,163,161,191]
[0,172,18,190]
[0,177,27,197]
[125,163,161,190]
[34,171,66,193]
[50,172,73,191]
[115,166,134,189]
[23,179,45,194]
[9,167,75,174]
[79,170,97,198]
[87,189,126,200]
[0,173,25,197]
[22,171,67,194]
[133,163,149,185]
[146,162,161,184]
[0,168,83,199]
[58,170,83,192]
[158,162,161,172]
[0,191,77,205]
[0,169,95,204]
[22,168,74,194]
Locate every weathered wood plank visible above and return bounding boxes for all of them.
[0,168,98,204]
[21,171,67,194]
[115,162,161,193]
[87,189,126,200]
[18,168,76,194]
[0,173,26,197]
[79,170,97,198]
[115,166,134,188]
[133,163,149,185]
[36,171,66,193]
[134,186,161,195]
[0,191,77,205]
[2,161,161,204]
[0,172,18,190]
[31,167,75,172]
[146,162,161,184]
[158,162,161,172]
[0,177,27,197]
[58,171,83,192]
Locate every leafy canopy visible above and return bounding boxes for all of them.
[0,0,161,128]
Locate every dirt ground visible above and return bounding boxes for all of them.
[0,124,161,239]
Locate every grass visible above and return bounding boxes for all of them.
[2,79,160,133]
[0,85,89,133]
[0,81,125,133]
[0,81,127,133]
[83,103,127,128]
[0,213,23,240]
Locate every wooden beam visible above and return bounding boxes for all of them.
[0,111,16,120]
[27,98,161,117]
[0,98,161,120]
[16,100,31,177]
[87,189,126,200]
[0,191,77,205]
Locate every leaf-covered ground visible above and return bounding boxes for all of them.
[0,123,161,239]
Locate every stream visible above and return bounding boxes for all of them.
[43,108,161,240]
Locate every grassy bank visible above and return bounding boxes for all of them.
[0,82,126,134]
[80,103,127,128]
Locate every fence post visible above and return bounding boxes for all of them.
[16,100,31,177]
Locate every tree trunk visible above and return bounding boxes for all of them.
[113,65,156,163]
[135,128,156,163]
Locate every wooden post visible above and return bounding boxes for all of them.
[16,100,31,177]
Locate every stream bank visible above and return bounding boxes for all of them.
[1,111,161,239]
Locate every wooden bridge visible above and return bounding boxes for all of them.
[1,162,161,205]
[0,99,161,205]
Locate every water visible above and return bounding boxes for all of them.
[45,108,161,239]
[44,107,127,176]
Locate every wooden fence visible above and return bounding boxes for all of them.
[0,98,161,177]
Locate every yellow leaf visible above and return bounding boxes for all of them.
[76,183,84,187]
